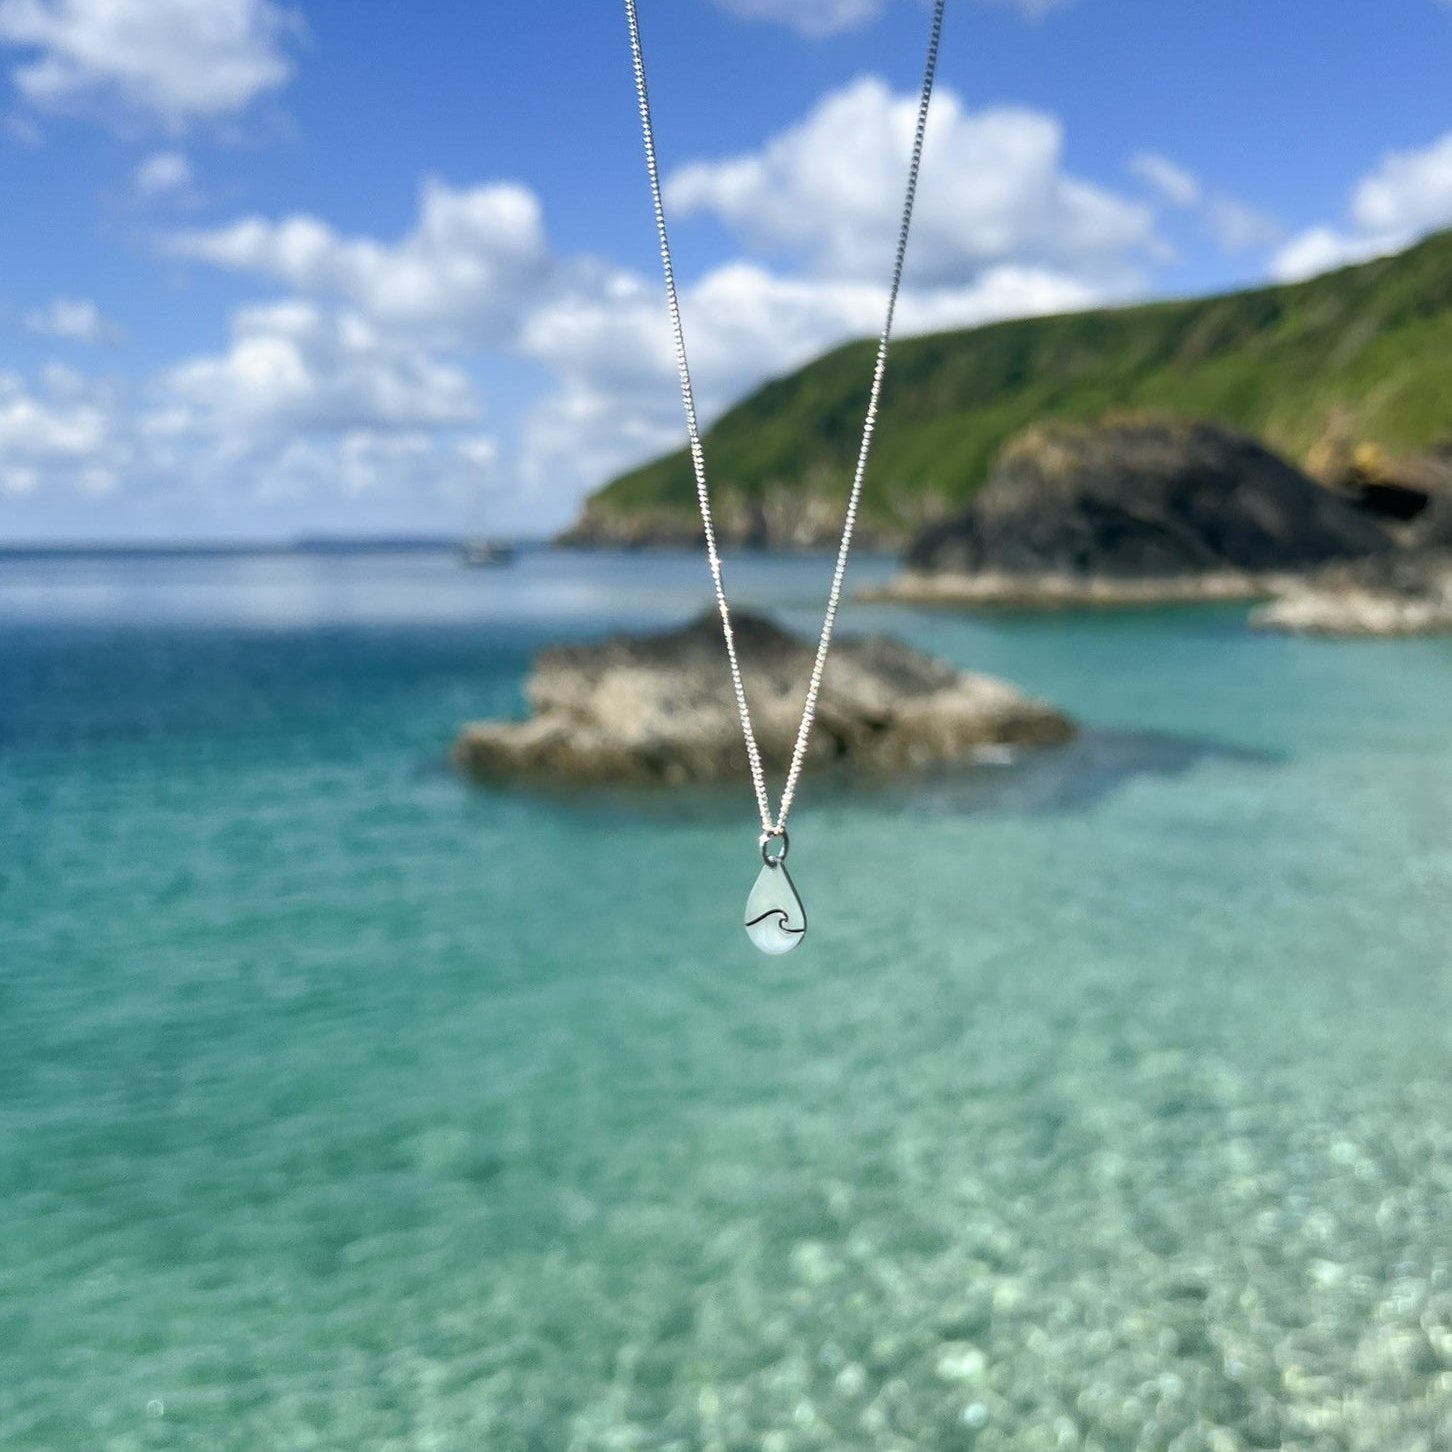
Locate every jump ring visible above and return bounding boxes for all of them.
[759,829,789,866]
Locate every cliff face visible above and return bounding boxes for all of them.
[900,418,1391,586]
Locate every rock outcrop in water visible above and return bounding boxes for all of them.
[453,610,1073,785]
[1251,474,1452,636]
[1252,549,1452,636]
[874,417,1393,606]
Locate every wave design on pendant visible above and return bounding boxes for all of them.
[744,861,807,954]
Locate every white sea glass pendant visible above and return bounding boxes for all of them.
[744,858,806,954]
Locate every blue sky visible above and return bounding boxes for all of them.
[0,0,1449,541]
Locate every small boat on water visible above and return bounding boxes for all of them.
[458,536,517,567]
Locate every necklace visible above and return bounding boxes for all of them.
[623,0,947,953]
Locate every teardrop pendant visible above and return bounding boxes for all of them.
[744,858,807,954]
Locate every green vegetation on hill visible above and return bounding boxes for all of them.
[580,229,1452,540]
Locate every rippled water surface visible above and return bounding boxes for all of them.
[2,548,1450,1451]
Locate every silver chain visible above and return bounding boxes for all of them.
[624,0,946,840]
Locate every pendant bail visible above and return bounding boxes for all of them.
[758,828,789,867]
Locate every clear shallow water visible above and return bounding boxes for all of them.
[2,549,1450,1451]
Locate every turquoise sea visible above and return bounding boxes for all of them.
[3,546,1450,1452]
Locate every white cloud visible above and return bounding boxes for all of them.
[1271,128,1452,282]
[156,300,480,443]
[23,294,119,342]
[166,178,552,344]
[0,0,297,132]
[135,148,191,196]
[1270,226,1396,284]
[666,79,1155,288]
[0,363,125,495]
[158,183,553,519]
[709,0,882,34]
[3,186,508,516]
[1350,130,1452,235]
[227,428,498,509]
[0,306,496,516]
[1130,152,1200,209]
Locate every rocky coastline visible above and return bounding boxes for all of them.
[1252,474,1452,635]
[863,568,1287,609]
[1252,551,1452,636]
[870,417,1391,609]
[558,488,914,553]
[559,409,1452,634]
[454,610,1073,786]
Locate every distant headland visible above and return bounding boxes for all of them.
[0,535,478,560]
[560,228,1452,631]
[563,228,1452,552]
